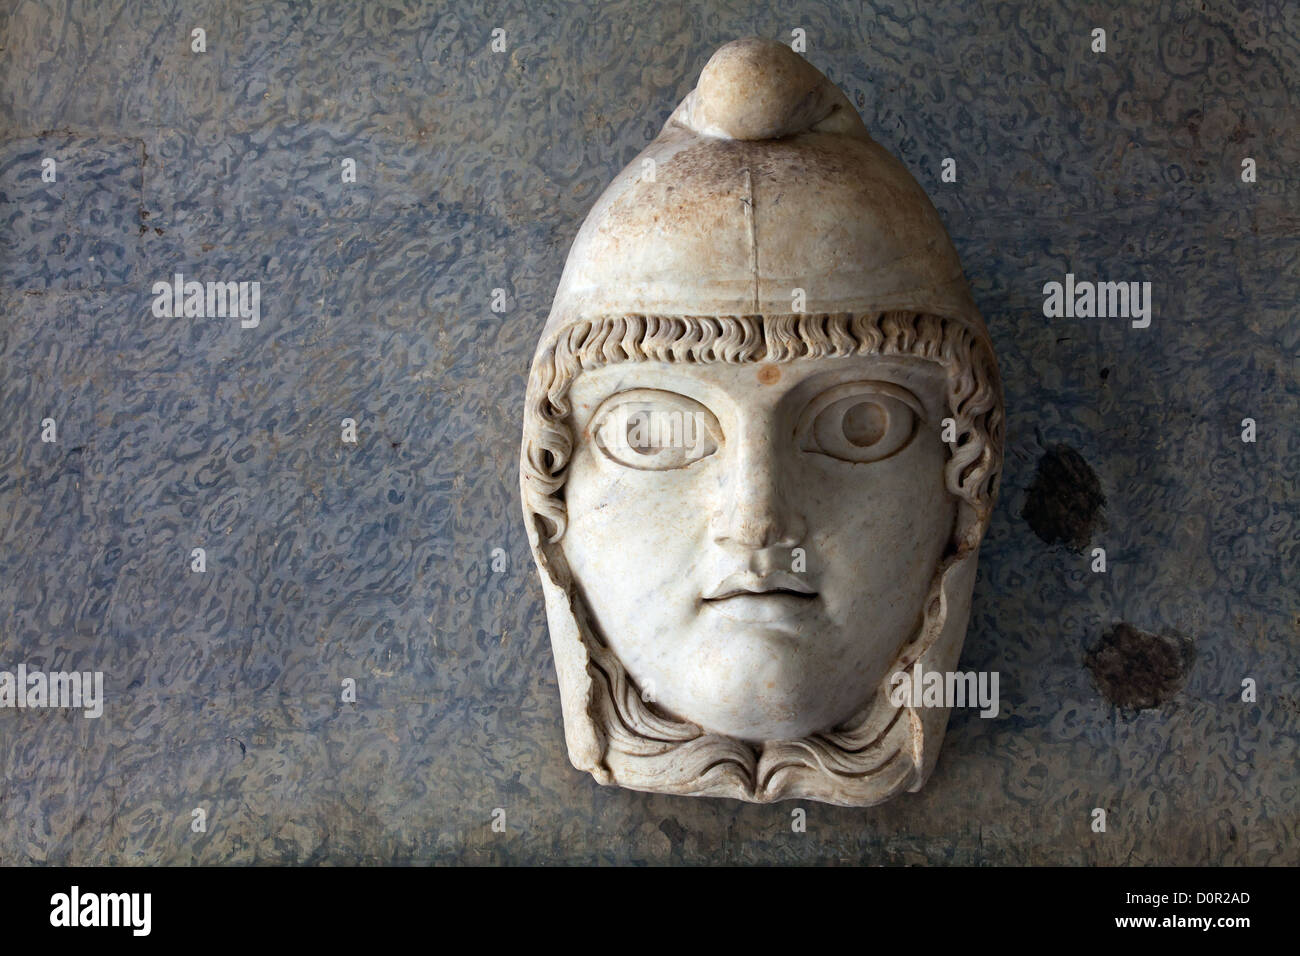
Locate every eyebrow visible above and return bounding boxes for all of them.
[572,356,949,412]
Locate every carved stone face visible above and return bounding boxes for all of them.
[521,38,1003,805]
[561,354,955,741]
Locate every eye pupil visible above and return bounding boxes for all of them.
[842,401,887,447]
[626,414,657,454]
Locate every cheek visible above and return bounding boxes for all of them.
[803,437,954,607]
[560,444,712,601]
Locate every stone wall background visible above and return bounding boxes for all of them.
[1,0,1296,864]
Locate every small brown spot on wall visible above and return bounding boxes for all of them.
[658,817,686,848]
[1085,623,1195,710]
[757,364,780,385]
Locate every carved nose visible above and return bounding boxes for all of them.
[711,430,806,550]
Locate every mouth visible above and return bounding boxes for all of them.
[704,586,818,601]
[702,571,817,603]
[701,572,818,624]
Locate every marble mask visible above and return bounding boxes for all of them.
[520,38,1005,806]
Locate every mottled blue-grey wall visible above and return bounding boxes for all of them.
[1,0,1296,865]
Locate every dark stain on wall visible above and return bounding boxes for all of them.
[1084,623,1196,711]
[1021,444,1106,552]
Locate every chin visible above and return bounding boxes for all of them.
[695,707,841,744]
[661,642,863,742]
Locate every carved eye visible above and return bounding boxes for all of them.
[797,382,922,463]
[591,389,721,470]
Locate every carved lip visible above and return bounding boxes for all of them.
[702,571,817,603]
